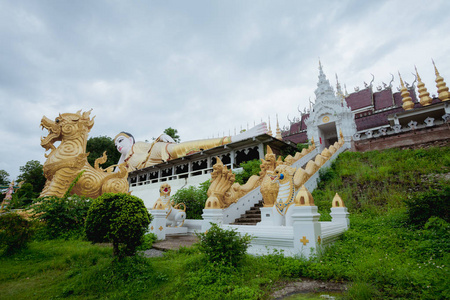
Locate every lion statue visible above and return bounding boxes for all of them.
[153,183,186,227]
[40,110,129,198]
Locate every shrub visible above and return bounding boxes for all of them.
[234,159,261,185]
[172,180,210,219]
[32,194,92,240]
[137,232,158,251]
[85,193,152,259]
[404,186,449,227]
[196,223,252,267]
[10,182,35,209]
[0,213,34,255]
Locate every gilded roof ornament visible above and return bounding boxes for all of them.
[267,116,273,136]
[432,60,450,102]
[275,114,282,140]
[415,66,432,106]
[398,72,414,110]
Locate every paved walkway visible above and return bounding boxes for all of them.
[152,234,199,251]
[143,234,199,258]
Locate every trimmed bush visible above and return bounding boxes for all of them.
[196,223,252,267]
[85,193,152,259]
[0,213,33,255]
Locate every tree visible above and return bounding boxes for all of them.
[0,170,9,186]
[85,193,152,259]
[86,136,121,169]
[163,127,180,143]
[17,160,46,198]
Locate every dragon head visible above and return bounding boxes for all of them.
[40,110,95,153]
[267,164,296,184]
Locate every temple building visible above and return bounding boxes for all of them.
[282,62,450,151]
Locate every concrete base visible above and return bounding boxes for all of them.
[166,226,188,235]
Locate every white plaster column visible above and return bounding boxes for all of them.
[257,143,264,160]
[330,207,350,229]
[201,209,224,232]
[258,207,274,226]
[290,205,321,257]
[188,161,192,177]
[149,209,167,240]
[230,150,235,170]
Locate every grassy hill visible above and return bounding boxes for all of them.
[0,146,449,299]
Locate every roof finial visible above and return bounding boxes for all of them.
[318,58,324,76]
[275,114,282,140]
[398,72,414,110]
[267,116,273,136]
[415,66,432,106]
[432,59,450,102]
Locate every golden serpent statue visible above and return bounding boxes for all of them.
[40,110,129,198]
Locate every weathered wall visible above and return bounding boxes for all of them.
[351,124,450,152]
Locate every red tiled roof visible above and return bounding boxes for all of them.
[373,89,394,110]
[345,88,372,110]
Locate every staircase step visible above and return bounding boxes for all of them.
[232,199,264,225]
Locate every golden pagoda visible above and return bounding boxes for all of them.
[433,60,450,102]
[415,66,432,106]
[399,72,414,110]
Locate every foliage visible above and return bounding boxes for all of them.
[312,146,450,215]
[163,127,180,143]
[404,186,450,227]
[31,171,91,240]
[85,193,152,259]
[302,210,450,299]
[1,145,449,299]
[9,182,35,209]
[171,180,210,219]
[32,194,92,240]
[16,160,46,198]
[86,135,121,169]
[234,159,262,185]
[136,233,158,251]
[0,213,34,256]
[196,223,252,267]
[297,140,310,152]
[0,169,9,185]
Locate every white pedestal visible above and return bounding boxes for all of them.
[166,226,188,235]
[201,209,224,232]
[330,207,350,228]
[258,207,274,226]
[149,210,167,240]
[291,206,321,257]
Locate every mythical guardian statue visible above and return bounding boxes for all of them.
[153,183,186,227]
[40,110,129,198]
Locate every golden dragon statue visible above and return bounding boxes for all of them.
[40,110,129,198]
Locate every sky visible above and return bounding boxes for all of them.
[1,0,449,180]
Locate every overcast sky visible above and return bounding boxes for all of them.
[1,0,449,180]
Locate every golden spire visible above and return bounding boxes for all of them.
[415,66,432,106]
[267,116,273,136]
[399,72,414,110]
[275,114,282,140]
[433,60,450,102]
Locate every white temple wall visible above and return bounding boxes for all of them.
[131,173,210,209]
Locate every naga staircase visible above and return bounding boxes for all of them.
[227,141,350,225]
[232,200,263,225]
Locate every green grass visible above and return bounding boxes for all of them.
[1,146,449,299]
